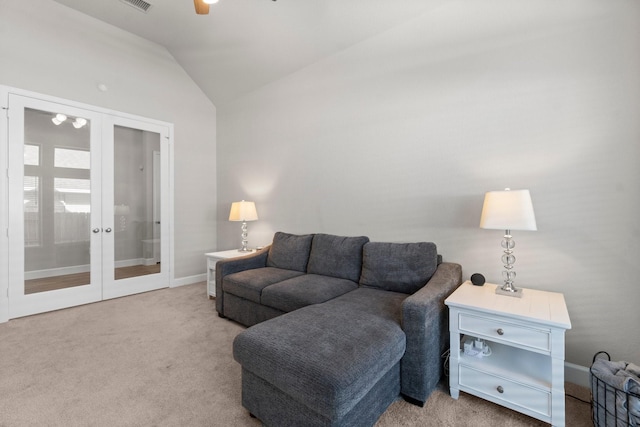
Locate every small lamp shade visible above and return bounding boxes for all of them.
[479,189,537,231]
[229,200,258,222]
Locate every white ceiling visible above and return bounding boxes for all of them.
[52,0,444,106]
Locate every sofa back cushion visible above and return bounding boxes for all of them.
[266,232,314,272]
[359,241,438,294]
[307,234,369,282]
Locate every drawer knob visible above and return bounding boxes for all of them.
[497,328,504,335]
[497,386,504,394]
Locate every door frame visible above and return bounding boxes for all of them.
[0,85,175,322]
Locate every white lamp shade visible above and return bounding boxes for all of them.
[229,200,258,222]
[479,189,537,231]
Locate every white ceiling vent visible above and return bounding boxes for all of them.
[120,0,152,13]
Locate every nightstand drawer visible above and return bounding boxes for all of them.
[459,313,550,352]
[459,365,551,417]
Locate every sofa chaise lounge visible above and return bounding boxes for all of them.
[216,232,462,427]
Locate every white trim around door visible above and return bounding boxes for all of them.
[0,85,174,322]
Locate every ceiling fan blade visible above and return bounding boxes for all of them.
[194,0,210,15]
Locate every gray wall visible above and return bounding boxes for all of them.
[0,0,218,279]
[217,1,640,367]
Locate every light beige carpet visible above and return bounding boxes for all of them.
[0,283,592,426]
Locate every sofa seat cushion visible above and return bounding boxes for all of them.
[260,274,358,313]
[307,234,369,282]
[233,299,406,420]
[223,267,304,304]
[266,231,314,272]
[359,241,438,294]
[324,287,407,323]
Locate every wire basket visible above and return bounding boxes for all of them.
[591,351,640,427]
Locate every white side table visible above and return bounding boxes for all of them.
[205,249,255,298]
[445,281,571,427]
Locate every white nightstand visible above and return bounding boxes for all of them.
[445,281,571,427]
[205,250,255,298]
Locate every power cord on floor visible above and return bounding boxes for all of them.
[565,392,591,405]
[442,349,450,377]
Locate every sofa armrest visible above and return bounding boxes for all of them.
[400,261,462,404]
[215,246,270,315]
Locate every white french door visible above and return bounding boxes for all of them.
[101,116,170,300]
[6,92,170,319]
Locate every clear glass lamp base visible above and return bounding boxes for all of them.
[495,231,524,298]
[237,221,253,252]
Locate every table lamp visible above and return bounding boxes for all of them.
[229,200,258,252]
[479,188,537,297]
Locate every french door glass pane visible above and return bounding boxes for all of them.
[54,148,90,169]
[23,108,92,294]
[24,144,40,166]
[24,175,40,247]
[113,125,161,280]
[54,177,90,243]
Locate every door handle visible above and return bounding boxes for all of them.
[105,228,112,233]
[92,228,100,233]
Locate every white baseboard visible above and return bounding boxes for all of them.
[115,258,146,268]
[171,273,206,288]
[565,361,590,388]
[25,264,90,280]
[26,265,205,288]
[25,259,149,280]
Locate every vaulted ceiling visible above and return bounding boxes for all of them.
[52,0,445,106]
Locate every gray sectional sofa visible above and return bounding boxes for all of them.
[216,232,462,427]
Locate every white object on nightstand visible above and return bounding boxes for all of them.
[445,281,571,427]
[205,250,255,298]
